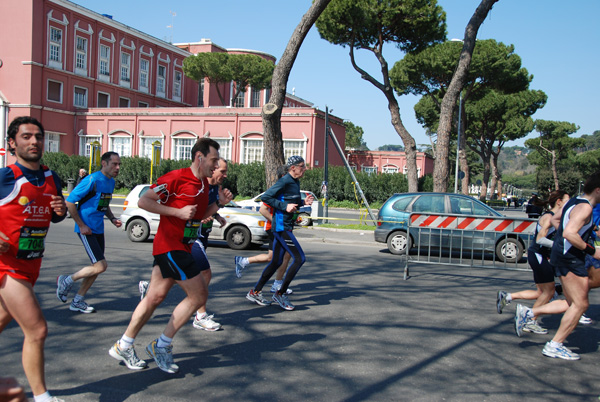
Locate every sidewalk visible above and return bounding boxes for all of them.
[294,225,378,246]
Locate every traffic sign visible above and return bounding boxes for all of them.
[0,148,5,156]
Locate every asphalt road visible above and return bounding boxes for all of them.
[2,219,599,401]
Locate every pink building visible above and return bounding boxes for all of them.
[346,150,434,177]
[0,0,346,168]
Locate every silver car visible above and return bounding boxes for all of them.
[120,184,268,249]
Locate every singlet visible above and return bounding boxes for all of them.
[0,164,59,280]
[66,170,115,234]
[551,196,594,262]
[151,167,209,255]
[528,211,555,258]
[261,173,301,232]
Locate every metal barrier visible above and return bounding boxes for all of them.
[403,212,536,280]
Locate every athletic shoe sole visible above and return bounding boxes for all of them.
[108,345,147,370]
[542,344,580,360]
[246,292,271,306]
[69,305,95,313]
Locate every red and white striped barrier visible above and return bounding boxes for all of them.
[409,214,536,234]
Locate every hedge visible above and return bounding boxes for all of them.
[40,152,434,204]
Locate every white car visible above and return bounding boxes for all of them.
[236,190,317,226]
[120,184,269,249]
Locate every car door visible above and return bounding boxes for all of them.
[410,194,446,250]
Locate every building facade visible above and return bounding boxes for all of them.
[346,150,434,177]
[0,0,346,168]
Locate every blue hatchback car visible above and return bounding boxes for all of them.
[374,192,532,263]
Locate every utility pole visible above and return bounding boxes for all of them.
[323,106,330,223]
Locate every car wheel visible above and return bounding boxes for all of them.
[496,237,523,263]
[226,225,252,250]
[127,218,150,242]
[295,212,312,227]
[387,230,411,255]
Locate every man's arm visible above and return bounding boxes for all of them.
[563,203,600,258]
[66,201,92,235]
[104,206,122,228]
[259,203,273,223]
[138,187,197,220]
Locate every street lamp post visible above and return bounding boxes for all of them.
[454,93,463,193]
[323,106,330,223]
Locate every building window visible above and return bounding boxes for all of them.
[97,92,110,107]
[157,65,166,97]
[75,36,88,74]
[140,137,162,159]
[138,101,149,107]
[45,133,60,153]
[47,80,62,103]
[382,166,398,174]
[119,97,130,108]
[213,138,231,160]
[49,27,62,67]
[110,136,132,157]
[79,136,101,157]
[283,140,305,160]
[234,86,245,108]
[74,86,87,108]
[173,137,194,161]
[198,79,204,107]
[251,87,261,107]
[120,52,131,84]
[242,139,264,164]
[139,59,149,91]
[99,44,110,79]
[173,70,182,99]
[362,166,377,175]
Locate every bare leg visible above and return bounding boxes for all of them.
[552,273,589,344]
[195,270,211,316]
[164,274,208,338]
[71,259,108,296]
[248,250,273,265]
[0,276,48,396]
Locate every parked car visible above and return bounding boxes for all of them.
[236,190,317,226]
[120,184,268,249]
[374,192,533,263]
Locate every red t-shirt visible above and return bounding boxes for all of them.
[151,168,209,255]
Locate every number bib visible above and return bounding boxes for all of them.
[182,220,201,244]
[97,193,112,212]
[17,226,48,259]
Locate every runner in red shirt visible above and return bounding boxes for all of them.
[0,116,67,402]
[109,138,231,374]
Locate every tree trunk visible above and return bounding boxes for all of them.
[551,150,559,190]
[480,159,491,201]
[459,106,470,194]
[261,0,332,187]
[433,0,499,192]
[387,92,419,192]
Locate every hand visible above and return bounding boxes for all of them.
[50,195,67,216]
[219,186,233,205]
[304,195,314,205]
[177,204,197,220]
[79,224,92,236]
[0,231,10,255]
[0,377,27,402]
[201,216,214,224]
[286,203,298,213]
[112,218,122,228]
[215,215,227,226]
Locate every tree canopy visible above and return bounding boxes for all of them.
[344,121,368,150]
[183,52,274,106]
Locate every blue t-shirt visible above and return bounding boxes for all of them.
[67,171,115,234]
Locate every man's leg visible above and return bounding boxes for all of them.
[0,276,48,396]
[165,273,208,338]
[551,272,589,344]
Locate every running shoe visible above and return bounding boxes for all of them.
[139,280,149,300]
[270,282,293,295]
[69,299,95,313]
[496,290,508,314]
[56,275,73,303]
[272,292,295,311]
[108,341,148,370]
[146,339,179,373]
[523,319,548,335]
[193,313,222,331]
[542,342,580,360]
[48,397,65,402]
[246,289,272,306]
[514,304,529,337]
[579,313,592,325]
[235,256,246,278]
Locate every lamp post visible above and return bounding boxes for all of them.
[454,93,463,193]
[323,106,331,223]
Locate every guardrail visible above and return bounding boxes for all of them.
[403,212,536,280]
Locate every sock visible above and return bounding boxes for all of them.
[118,334,135,350]
[506,294,513,302]
[157,333,172,348]
[196,311,207,320]
[525,308,534,320]
[64,275,74,286]
[73,294,84,303]
[241,257,249,267]
[34,391,52,402]
[273,280,282,289]
[549,340,562,348]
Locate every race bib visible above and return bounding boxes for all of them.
[16,226,48,259]
[182,219,201,244]
[97,193,112,212]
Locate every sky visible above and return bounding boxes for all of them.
[73,0,600,150]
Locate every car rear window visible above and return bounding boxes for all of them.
[391,196,414,211]
[139,186,150,197]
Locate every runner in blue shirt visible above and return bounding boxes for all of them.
[56,152,121,313]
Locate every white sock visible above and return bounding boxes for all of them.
[550,340,562,348]
[506,294,513,302]
[119,335,135,350]
[157,333,172,348]
[241,257,249,267]
[34,391,52,402]
[196,311,207,320]
[525,308,533,320]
